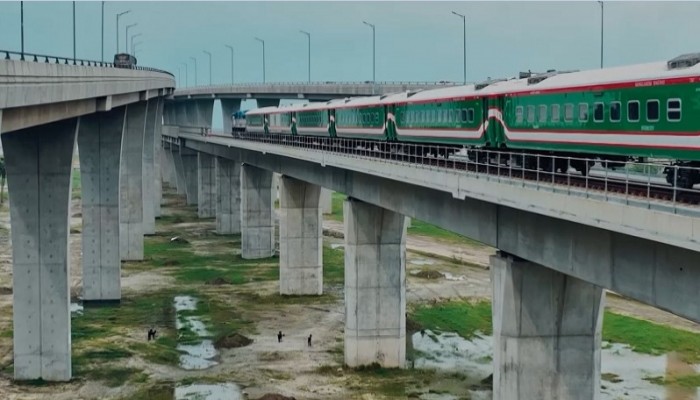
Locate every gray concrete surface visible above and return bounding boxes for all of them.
[3,118,77,381]
[197,153,216,218]
[256,99,281,109]
[344,198,407,368]
[119,101,147,261]
[221,99,242,134]
[491,253,603,400]
[215,157,242,234]
[181,146,199,205]
[142,99,159,235]
[172,145,187,195]
[78,108,125,302]
[154,100,164,218]
[320,188,332,215]
[279,176,322,295]
[241,164,275,259]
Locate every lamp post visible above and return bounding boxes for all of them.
[20,1,24,60]
[125,23,137,54]
[225,45,234,84]
[115,10,130,53]
[599,1,604,68]
[190,56,198,86]
[203,50,212,85]
[181,62,188,88]
[299,30,311,82]
[72,1,76,62]
[451,11,466,84]
[132,41,142,55]
[362,21,375,83]
[254,37,266,83]
[130,33,142,55]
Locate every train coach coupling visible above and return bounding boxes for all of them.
[664,162,700,189]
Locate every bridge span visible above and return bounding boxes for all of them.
[160,127,700,400]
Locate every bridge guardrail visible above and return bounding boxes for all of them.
[175,81,463,91]
[1,49,174,77]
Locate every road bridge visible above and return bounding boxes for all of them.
[0,54,175,381]
[160,127,700,400]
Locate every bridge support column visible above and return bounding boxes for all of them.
[181,146,198,205]
[256,99,281,108]
[490,252,604,400]
[320,188,332,215]
[197,153,216,218]
[221,99,241,134]
[176,102,190,126]
[241,164,274,259]
[279,176,322,295]
[344,198,406,368]
[3,118,77,381]
[154,99,164,217]
[120,101,148,261]
[142,99,158,235]
[78,108,125,302]
[216,157,241,234]
[172,145,187,195]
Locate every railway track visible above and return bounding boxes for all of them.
[206,132,700,208]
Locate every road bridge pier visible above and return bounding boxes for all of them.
[221,99,241,134]
[344,198,407,368]
[197,153,216,218]
[279,176,323,295]
[180,145,199,205]
[142,99,160,235]
[3,118,78,381]
[241,164,275,259]
[153,99,164,218]
[215,157,242,234]
[120,101,148,261]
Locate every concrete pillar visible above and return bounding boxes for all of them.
[196,99,214,128]
[279,176,322,295]
[120,101,148,261]
[176,102,189,126]
[78,108,125,302]
[221,99,242,134]
[344,198,406,368]
[215,157,241,234]
[257,99,281,108]
[490,253,604,400]
[405,217,412,228]
[162,102,176,125]
[197,153,216,218]
[3,118,77,381]
[320,188,332,215]
[142,99,158,235]
[172,146,187,195]
[241,164,274,259]
[181,146,198,205]
[164,143,178,189]
[154,99,164,218]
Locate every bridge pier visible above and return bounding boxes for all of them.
[142,99,159,235]
[490,252,604,400]
[216,157,242,234]
[256,99,281,108]
[3,118,77,381]
[320,188,332,215]
[241,164,275,259]
[175,102,190,126]
[221,99,241,134]
[78,108,125,302]
[120,101,148,261]
[197,153,216,218]
[172,142,187,196]
[344,198,406,368]
[180,146,199,205]
[154,100,164,218]
[279,176,323,295]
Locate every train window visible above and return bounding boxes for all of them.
[610,102,621,122]
[449,109,455,122]
[443,109,449,122]
[460,109,468,123]
[564,103,574,122]
[438,110,444,123]
[551,104,560,123]
[538,105,547,123]
[628,101,640,122]
[468,108,475,123]
[593,102,604,122]
[646,100,659,122]
[527,105,535,123]
[578,103,589,122]
[667,98,681,121]
[515,106,524,123]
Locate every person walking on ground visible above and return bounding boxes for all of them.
[307,334,312,347]
[147,328,157,341]
[278,331,284,343]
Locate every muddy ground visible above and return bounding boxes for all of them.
[0,181,697,399]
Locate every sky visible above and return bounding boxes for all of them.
[1,0,699,125]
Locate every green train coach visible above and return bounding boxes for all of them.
[243,53,700,187]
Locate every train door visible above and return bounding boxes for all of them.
[485,96,506,148]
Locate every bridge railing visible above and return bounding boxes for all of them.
[210,132,700,217]
[1,49,174,77]
[176,81,462,91]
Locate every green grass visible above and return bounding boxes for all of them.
[323,244,344,285]
[411,300,700,363]
[71,168,81,199]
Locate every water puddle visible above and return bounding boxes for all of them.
[441,272,465,281]
[410,259,435,266]
[175,383,243,400]
[412,330,700,400]
[70,302,84,315]
[330,243,344,250]
[173,295,219,370]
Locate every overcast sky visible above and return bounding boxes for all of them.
[1,1,698,125]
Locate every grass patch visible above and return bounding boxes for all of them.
[323,244,344,285]
[77,366,148,387]
[410,300,492,339]
[119,383,174,400]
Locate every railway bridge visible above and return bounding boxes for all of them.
[160,125,700,400]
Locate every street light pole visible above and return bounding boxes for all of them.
[203,50,212,85]
[125,23,137,54]
[362,21,375,83]
[132,41,142,55]
[190,56,198,86]
[72,1,76,62]
[255,37,266,83]
[181,62,188,87]
[115,10,130,54]
[225,45,234,84]
[299,30,311,83]
[101,1,104,62]
[130,33,142,55]
[451,11,466,84]
[599,1,604,68]
[20,1,24,60]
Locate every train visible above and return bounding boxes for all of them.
[236,52,700,188]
